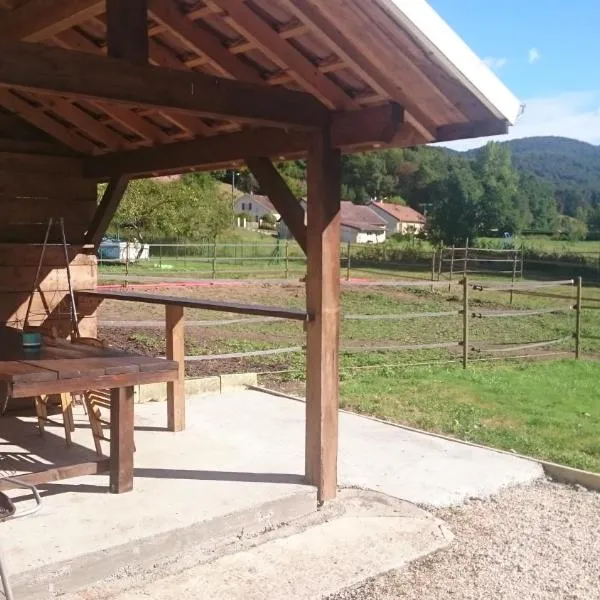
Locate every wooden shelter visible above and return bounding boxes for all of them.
[0,0,520,502]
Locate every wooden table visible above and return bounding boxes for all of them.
[0,327,178,493]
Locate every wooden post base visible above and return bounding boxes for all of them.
[110,386,134,493]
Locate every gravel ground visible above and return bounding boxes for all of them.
[328,480,600,600]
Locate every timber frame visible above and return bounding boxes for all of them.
[0,0,520,502]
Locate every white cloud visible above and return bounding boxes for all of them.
[528,48,541,64]
[438,91,600,151]
[483,56,508,70]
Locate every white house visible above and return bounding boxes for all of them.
[368,201,426,235]
[340,202,387,244]
[234,193,280,222]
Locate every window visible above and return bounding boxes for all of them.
[241,203,246,210]
[249,202,253,210]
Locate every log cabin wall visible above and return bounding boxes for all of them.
[0,152,98,337]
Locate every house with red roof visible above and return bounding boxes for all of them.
[369,201,426,236]
[234,193,280,222]
[340,201,387,244]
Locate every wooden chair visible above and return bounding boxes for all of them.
[33,393,75,447]
[80,389,111,456]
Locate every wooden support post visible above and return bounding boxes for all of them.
[305,132,341,503]
[575,277,582,359]
[166,305,185,432]
[106,0,149,65]
[110,385,135,494]
[462,277,469,370]
[463,238,469,278]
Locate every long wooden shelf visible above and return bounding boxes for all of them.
[76,289,311,321]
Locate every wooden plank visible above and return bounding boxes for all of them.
[0,42,330,130]
[0,245,95,267]
[106,0,148,65]
[0,199,95,229]
[0,171,96,199]
[305,130,341,503]
[246,157,307,253]
[110,385,135,493]
[436,119,509,143]
[211,0,356,110]
[84,104,409,179]
[76,290,309,321]
[166,304,185,432]
[0,89,96,154]
[84,175,130,247]
[0,0,104,42]
[149,0,263,82]
[0,360,58,383]
[0,152,83,176]
[10,367,177,398]
[0,459,110,491]
[0,265,96,292]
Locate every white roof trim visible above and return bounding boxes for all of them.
[375,0,522,125]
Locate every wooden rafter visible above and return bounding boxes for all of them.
[149,0,264,83]
[0,89,95,154]
[0,42,329,129]
[246,157,307,253]
[54,31,171,145]
[436,119,509,142]
[210,0,358,110]
[278,0,435,139]
[84,104,406,179]
[0,0,104,42]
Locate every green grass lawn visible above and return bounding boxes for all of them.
[339,359,600,473]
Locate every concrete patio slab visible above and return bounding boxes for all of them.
[0,389,543,598]
[65,489,453,600]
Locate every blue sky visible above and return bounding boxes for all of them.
[428,0,600,148]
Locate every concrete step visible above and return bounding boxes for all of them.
[63,489,453,600]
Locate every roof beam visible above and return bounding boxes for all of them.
[106,0,149,65]
[210,0,357,110]
[84,103,407,179]
[0,0,104,42]
[0,41,330,129]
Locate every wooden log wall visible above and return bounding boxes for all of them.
[0,152,98,337]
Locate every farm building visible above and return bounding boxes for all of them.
[234,193,280,222]
[340,202,387,244]
[0,0,520,511]
[369,201,427,235]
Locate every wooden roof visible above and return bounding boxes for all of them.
[0,0,521,176]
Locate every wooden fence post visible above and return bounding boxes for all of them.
[463,238,469,279]
[430,249,436,291]
[462,276,469,370]
[575,276,582,359]
[211,240,217,280]
[285,240,289,279]
[166,304,185,432]
[448,244,455,290]
[346,241,351,282]
[510,249,518,305]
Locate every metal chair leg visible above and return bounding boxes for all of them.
[0,541,15,600]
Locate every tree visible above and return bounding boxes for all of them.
[427,163,484,245]
[473,142,522,234]
[106,175,233,242]
[519,172,559,232]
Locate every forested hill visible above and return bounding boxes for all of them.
[463,137,600,212]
